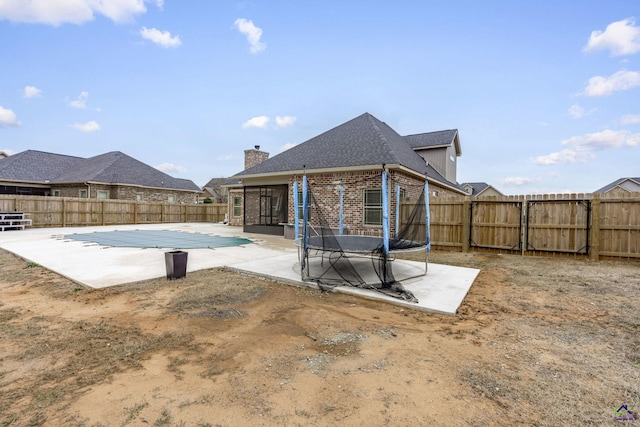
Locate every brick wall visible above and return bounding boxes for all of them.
[229,170,460,234]
[244,147,269,169]
[287,170,441,236]
[51,184,197,203]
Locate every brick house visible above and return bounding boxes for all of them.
[0,150,200,203]
[227,113,467,236]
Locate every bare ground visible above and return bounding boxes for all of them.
[0,248,638,426]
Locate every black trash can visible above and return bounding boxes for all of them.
[165,250,188,279]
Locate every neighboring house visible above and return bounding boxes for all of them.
[0,150,200,203]
[594,177,640,196]
[200,177,229,203]
[462,182,504,197]
[226,112,468,236]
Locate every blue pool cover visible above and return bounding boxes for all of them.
[64,230,253,249]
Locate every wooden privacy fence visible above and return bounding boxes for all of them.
[0,195,227,227]
[402,193,640,260]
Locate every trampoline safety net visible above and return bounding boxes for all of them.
[299,174,429,303]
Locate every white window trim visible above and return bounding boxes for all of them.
[363,188,383,226]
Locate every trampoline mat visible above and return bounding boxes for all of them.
[63,230,253,249]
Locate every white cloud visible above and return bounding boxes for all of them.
[584,18,640,56]
[568,104,585,119]
[0,0,157,26]
[567,103,596,119]
[620,113,640,125]
[533,129,640,165]
[155,162,186,173]
[279,142,297,152]
[0,148,17,155]
[69,91,89,109]
[140,27,181,47]
[275,115,296,128]
[242,116,269,129]
[233,18,266,54]
[70,120,100,132]
[23,85,42,98]
[582,70,640,96]
[0,106,21,127]
[502,177,537,187]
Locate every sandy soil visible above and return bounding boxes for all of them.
[1,248,639,426]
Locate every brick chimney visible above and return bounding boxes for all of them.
[244,145,269,170]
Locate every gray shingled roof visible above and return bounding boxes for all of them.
[0,150,200,191]
[462,182,489,195]
[235,113,429,177]
[595,177,640,193]
[233,113,467,193]
[404,129,459,149]
[0,150,83,182]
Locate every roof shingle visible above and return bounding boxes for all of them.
[0,150,200,191]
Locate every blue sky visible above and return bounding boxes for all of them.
[1,1,639,193]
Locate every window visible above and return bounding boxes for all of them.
[97,191,109,200]
[168,195,176,203]
[136,193,143,201]
[364,188,383,226]
[53,190,60,197]
[297,191,304,220]
[79,190,87,198]
[233,196,242,217]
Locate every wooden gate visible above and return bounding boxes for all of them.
[470,201,523,250]
[526,200,590,254]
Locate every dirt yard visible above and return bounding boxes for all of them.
[0,248,638,426]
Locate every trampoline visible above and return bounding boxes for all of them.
[294,167,430,303]
[63,229,253,249]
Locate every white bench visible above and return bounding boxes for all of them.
[0,212,32,231]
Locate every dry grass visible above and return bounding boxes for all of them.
[1,248,639,426]
[408,251,640,426]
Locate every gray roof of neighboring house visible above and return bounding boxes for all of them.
[0,150,84,182]
[594,177,640,193]
[462,182,489,195]
[0,150,200,191]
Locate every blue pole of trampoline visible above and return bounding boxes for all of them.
[382,169,389,256]
[339,185,344,235]
[293,180,299,239]
[395,184,400,238]
[424,180,431,252]
[302,174,309,254]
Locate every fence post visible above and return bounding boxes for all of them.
[462,197,471,252]
[62,198,66,227]
[521,196,528,256]
[102,200,106,226]
[590,194,600,261]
